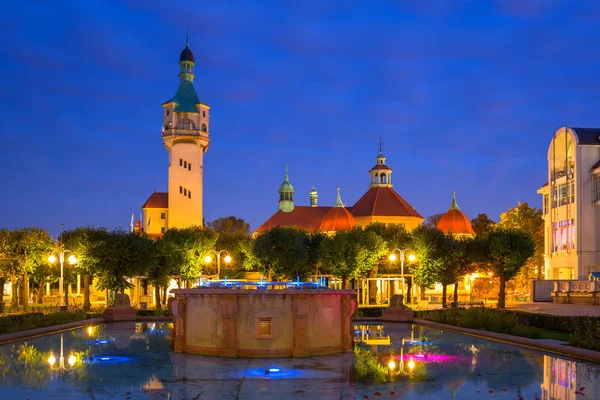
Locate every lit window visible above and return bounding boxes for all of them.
[256,317,273,339]
[593,174,600,203]
[160,212,166,219]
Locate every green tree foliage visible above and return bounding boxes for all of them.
[206,216,250,235]
[364,222,411,273]
[252,227,310,280]
[498,202,544,280]
[214,231,250,278]
[487,227,535,308]
[424,213,444,229]
[0,229,19,299]
[470,213,495,237]
[160,226,217,285]
[306,231,326,276]
[319,227,387,288]
[13,228,53,311]
[60,227,108,309]
[411,226,465,307]
[92,229,158,293]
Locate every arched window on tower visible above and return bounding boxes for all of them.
[176,118,196,130]
[201,123,207,132]
[381,173,387,184]
[374,173,379,184]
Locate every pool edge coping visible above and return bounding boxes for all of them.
[0,316,172,345]
[413,318,600,364]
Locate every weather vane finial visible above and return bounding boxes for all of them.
[186,25,189,46]
[379,135,383,153]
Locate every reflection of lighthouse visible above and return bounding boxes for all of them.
[541,355,598,400]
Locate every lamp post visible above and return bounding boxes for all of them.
[48,333,77,372]
[387,338,415,376]
[48,224,77,310]
[204,250,232,278]
[389,248,416,299]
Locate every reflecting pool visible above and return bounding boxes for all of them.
[0,321,599,399]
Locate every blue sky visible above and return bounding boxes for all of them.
[2,0,600,236]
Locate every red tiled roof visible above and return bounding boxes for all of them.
[351,187,423,218]
[254,206,332,233]
[540,182,548,188]
[591,160,600,170]
[142,192,168,209]
[369,164,392,172]
[436,209,475,236]
[319,207,356,232]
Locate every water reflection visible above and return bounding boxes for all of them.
[0,321,598,400]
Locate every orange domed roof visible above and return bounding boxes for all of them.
[320,206,356,232]
[436,192,475,236]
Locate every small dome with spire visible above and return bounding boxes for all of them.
[309,186,318,207]
[320,187,355,232]
[436,191,475,236]
[180,44,195,62]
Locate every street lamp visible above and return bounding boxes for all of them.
[48,333,77,372]
[48,224,77,309]
[387,338,416,376]
[204,250,232,277]
[389,248,416,298]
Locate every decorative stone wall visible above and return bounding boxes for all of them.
[552,281,600,305]
[169,289,357,358]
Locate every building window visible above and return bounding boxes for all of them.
[160,212,166,219]
[176,118,196,130]
[543,194,549,214]
[551,181,575,207]
[188,163,191,171]
[184,161,187,168]
[180,159,183,166]
[203,111,206,117]
[161,227,166,234]
[184,189,187,196]
[552,219,575,253]
[256,317,273,339]
[180,186,183,194]
[201,123,207,132]
[166,109,170,116]
[188,191,192,199]
[593,174,600,203]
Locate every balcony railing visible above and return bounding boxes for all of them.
[552,164,574,181]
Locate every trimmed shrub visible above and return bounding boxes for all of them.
[0,311,90,335]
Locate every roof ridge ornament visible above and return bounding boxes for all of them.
[334,187,344,207]
[449,191,460,211]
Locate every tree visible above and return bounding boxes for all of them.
[471,213,495,237]
[319,227,387,288]
[487,228,535,309]
[60,227,108,309]
[0,229,19,309]
[92,229,158,294]
[214,231,250,278]
[160,227,217,286]
[411,225,464,307]
[306,231,326,277]
[424,213,444,229]
[13,228,53,312]
[252,227,310,280]
[206,216,250,235]
[498,202,544,280]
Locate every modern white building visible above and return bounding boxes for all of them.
[538,127,600,280]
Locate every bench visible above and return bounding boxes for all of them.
[457,301,484,308]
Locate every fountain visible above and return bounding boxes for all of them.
[169,280,357,358]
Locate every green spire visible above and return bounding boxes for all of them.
[278,163,294,212]
[449,191,460,211]
[334,187,344,207]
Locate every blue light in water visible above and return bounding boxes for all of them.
[268,368,280,373]
[88,355,133,364]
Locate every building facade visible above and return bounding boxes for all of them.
[537,127,600,280]
[142,41,210,235]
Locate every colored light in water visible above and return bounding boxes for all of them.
[269,368,280,373]
[388,360,396,370]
